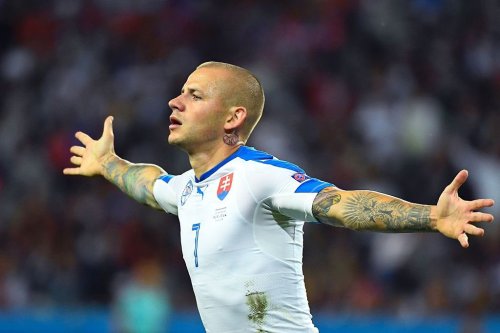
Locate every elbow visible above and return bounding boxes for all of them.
[318,216,346,229]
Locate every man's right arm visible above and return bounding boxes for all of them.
[63,116,166,210]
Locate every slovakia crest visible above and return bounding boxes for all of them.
[217,173,234,201]
[181,180,193,206]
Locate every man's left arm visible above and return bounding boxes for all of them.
[312,170,495,248]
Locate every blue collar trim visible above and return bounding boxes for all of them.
[195,146,273,182]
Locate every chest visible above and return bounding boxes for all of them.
[176,173,255,269]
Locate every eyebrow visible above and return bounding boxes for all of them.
[181,87,204,95]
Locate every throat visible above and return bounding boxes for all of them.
[190,145,242,180]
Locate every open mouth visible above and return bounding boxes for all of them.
[169,116,182,129]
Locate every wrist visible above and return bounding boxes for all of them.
[101,153,120,179]
[429,205,439,231]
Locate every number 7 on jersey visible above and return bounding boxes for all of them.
[192,223,201,267]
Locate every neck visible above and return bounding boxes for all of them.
[188,143,243,179]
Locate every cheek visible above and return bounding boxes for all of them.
[202,119,223,137]
[199,111,225,131]
[205,117,223,128]
[184,116,221,141]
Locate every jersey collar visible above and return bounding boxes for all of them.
[195,146,272,182]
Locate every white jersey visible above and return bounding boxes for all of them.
[153,146,332,333]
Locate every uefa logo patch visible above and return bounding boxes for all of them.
[217,173,234,201]
[181,180,193,206]
[292,172,309,183]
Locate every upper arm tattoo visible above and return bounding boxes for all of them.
[312,187,343,226]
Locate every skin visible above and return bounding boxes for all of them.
[63,66,247,207]
[312,172,495,248]
[167,66,248,177]
[64,64,495,248]
[63,116,164,209]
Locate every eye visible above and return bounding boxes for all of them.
[192,94,202,100]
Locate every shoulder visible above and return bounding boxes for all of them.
[236,146,304,174]
[155,170,194,190]
[237,147,331,196]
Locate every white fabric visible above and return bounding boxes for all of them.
[153,147,331,333]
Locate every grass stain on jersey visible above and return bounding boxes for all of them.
[272,211,294,238]
[246,291,269,332]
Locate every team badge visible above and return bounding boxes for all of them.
[181,180,193,206]
[292,172,309,183]
[217,173,234,201]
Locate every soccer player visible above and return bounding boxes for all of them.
[63,62,495,333]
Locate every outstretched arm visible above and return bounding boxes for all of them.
[312,170,495,248]
[63,116,166,209]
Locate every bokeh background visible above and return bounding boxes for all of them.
[0,0,499,332]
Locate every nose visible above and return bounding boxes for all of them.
[168,95,185,112]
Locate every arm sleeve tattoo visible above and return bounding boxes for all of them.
[103,155,164,209]
[312,187,434,232]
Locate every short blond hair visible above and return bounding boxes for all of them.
[197,61,265,142]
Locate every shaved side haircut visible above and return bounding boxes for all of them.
[197,61,265,142]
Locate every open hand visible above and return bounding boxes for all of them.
[435,170,495,248]
[63,116,115,177]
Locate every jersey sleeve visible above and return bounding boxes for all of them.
[268,176,333,222]
[153,174,179,215]
[246,160,333,222]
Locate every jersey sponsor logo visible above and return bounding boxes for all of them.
[181,180,193,205]
[217,173,234,201]
[291,172,310,183]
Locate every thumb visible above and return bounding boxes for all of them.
[445,169,468,195]
[102,116,114,139]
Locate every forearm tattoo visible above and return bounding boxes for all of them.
[343,192,432,232]
[313,188,433,232]
[104,157,160,208]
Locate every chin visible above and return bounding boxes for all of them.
[168,137,179,146]
[167,134,178,145]
[168,134,186,149]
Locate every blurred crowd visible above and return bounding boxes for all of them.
[0,0,499,326]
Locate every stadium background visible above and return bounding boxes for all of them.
[0,0,499,332]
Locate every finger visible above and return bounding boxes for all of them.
[70,156,83,165]
[63,167,81,175]
[75,131,93,146]
[463,224,484,237]
[469,198,495,210]
[469,211,494,223]
[102,116,114,139]
[70,146,86,156]
[458,233,469,248]
[444,170,468,195]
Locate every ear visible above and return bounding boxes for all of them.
[224,106,247,132]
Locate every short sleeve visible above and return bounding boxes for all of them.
[245,160,333,222]
[153,174,179,215]
[267,176,333,222]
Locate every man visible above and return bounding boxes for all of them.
[64,62,495,332]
